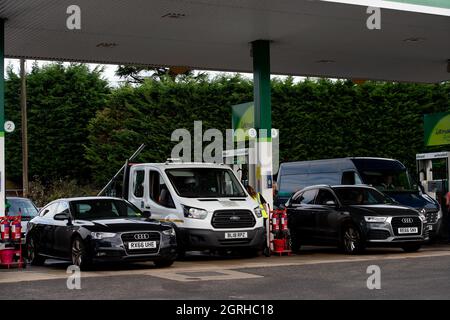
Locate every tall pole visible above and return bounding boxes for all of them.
[0,20,5,215]
[252,40,273,207]
[20,59,28,198]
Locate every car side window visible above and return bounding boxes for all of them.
[54,201,70,219]
[292,189,317,205]
[40,202,59,218]
[315,189,337,205]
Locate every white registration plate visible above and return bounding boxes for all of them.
[225,232,248,239]
[128,241,157,250]
[398,227,418,234]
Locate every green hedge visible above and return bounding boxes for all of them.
[86,76,450,185]
[5,64,450,187]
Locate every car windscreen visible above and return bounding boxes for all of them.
[70,199,143,220]
[166,168,246,198]
[334,188,391,206]
[6,198,39,219]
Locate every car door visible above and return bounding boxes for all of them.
[145,169,178,221]
[53,201,74,258]
[314,189,341,242]
[287,188,318,242]
[38,202,59,256]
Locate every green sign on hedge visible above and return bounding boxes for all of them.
[232,102,254,141]
[424,112,450,146]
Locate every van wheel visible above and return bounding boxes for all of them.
[172,225,187,260]
[342,225,365,255]
[289,231,301,253]
[402,245,421,253]
[28,237,46,266]
[241,248,260,257]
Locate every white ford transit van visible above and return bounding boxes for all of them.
[124,162,265,254]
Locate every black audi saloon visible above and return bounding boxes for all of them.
[26,197,178,269]
[286,185,429,254]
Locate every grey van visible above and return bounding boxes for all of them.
[275,157,441,238]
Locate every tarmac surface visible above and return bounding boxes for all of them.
[1,245,450,300]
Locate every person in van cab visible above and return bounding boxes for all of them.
[381,175,396,190]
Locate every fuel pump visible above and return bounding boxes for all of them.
[416,152,450,204]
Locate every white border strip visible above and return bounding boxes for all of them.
[321,0,450,16]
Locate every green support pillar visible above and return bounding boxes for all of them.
[252,40,273,206]
[252,40,272,136]
[0,19,5,215]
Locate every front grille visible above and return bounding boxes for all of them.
[425,211,438,224]
[212,210,256,229]
[391,217,422,236]
[121,232,160,255]
[218,239,251,245]
[368,229,391,240]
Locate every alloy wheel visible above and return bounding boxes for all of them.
[72,239,83,266]
[28,238,36,261]
[344,226,360,253]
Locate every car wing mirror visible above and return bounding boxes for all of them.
[54,213,70,221]
[325,200,336,206]
[142,211,152,219]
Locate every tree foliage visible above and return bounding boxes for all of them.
[5,63,110,184]
[85,75,253,185]
[86,76,450,185]
[5,62,449,189]
[116,65,208,84]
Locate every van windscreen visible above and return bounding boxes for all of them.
[351,159,414,192]
[166,168,247,198]
[278,173,340,196]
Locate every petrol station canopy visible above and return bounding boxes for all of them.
[0,0,449,83]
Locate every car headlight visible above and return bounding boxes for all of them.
[91,232,117,240]
[162,228,176,237]
[183,206,208,219]
[437,209,443,219]
[419,209,427,222]
[254,207,262,218]
[364,216,388,223]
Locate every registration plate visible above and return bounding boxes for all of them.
[398,227,418,234]
[128,241,157,250]
[225,232,248,239]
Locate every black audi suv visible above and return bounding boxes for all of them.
[26,197,177,269]
[286,185,429,254]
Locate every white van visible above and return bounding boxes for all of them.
[125,162,265,254]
